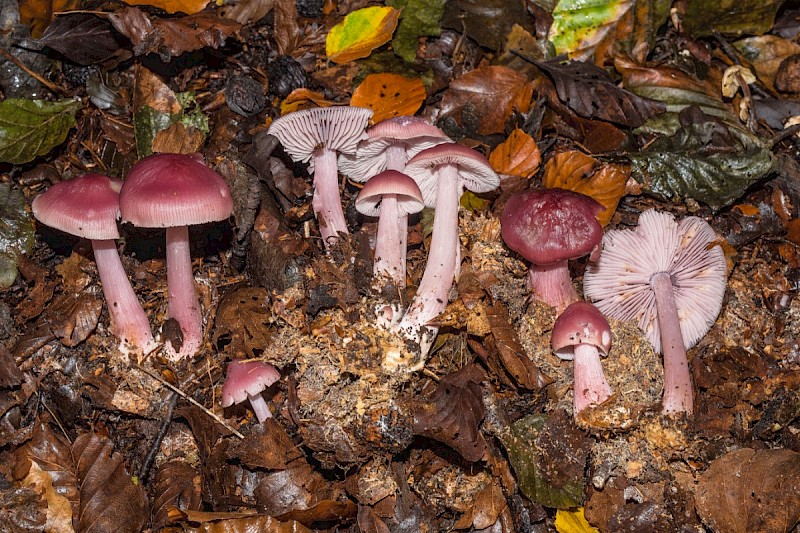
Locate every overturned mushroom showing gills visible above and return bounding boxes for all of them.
[501,188,603,311]
[552,301,613,417]
[222,360,281,423]
[120,153,234,361]
[267,106,372,249]
[32,174,156,358]
[583,209,727,415]
[391,143,499,370]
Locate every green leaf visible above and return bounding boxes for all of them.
[0,184,34,289]
[134,105,173,158]
[387,0,446,63]
[176,92,209,134]
[0,99,81,164]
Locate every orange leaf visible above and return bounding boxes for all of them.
[488,128,541,179]
[349,73,426,124]
[18,0,79,38]
[280,89,336,115]
[542,150,629,227]
[787,218,800,246]
[122,0,209,14]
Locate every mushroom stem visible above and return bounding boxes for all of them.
[248,393,273,423]
[165,226,203,360]
[651,271,694,415]
[374,193,405,289]
[312,147,349,248]
[385,144,410,276]
[526,260,579,310]
[91,239,156,357]
[573,343,612,414]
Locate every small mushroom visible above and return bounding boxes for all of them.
[583,209,727,415]
[267,106,372,249]
[120,153,233,361]
[31,174,156,357]
[222,359,281,423]
[552,301,613,416]
[501,188,604,311]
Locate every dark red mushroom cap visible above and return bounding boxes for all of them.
[119,153,233,228]
[221,360,281,407]
[551,301,612,360]
[404,143,499,207]
[32,173,122,240]
[355,170,424,217]
[501,188,603,265]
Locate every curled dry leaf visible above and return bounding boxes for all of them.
[695,448,800,533]
[72,433,149,533]
[489,128,542,179]
[542,150,630,226]
[226,419,303,470]
[350,73,426,124]
[151,461,202,531]
[279,89,336,115]
[213,286,273,359]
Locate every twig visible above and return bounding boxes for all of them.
[769,124,800,148]
[0,47,65,95]
[135,364,244,439]
[137,391,178,482]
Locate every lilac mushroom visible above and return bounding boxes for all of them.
[222,359,281,423]
[552,301,613,417]
[267,106,373,249]
[32,174,156,358]
[583,209,727,415]
[120,153,233,361]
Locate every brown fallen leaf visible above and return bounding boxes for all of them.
[273,0,301,55]
[279,89,336,115]
[152,123,206,154]
[122,0,209,15]
[46,289,102,348]
[254,461,330,516]
[489,128,541,179]
[350,73,426,124]
[0,484,46,532]
[357,505,390,533]
[182,514,312,532]
[695,448,800,533]
[226,419,303,470]
[440,65,534,135]
[18,0,79,38]
[151,461,202,531]
[0,343,23,388]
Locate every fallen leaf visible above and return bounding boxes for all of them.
[0,184,34,289]
[695,448,800,533]
[182,515,312,532]
[220,0,274,24]
[387,0,445,62]
[37,14,123,65]
[151,461,202,531]
[0,99,81,165]
[350,73,426,124]
[18,0,79,38]
[326,6,401,64]
[555,507,600,533]
[440,65,533,135]
[151,122,206,154]
[280,89,336,115]
[786,219,800,245]
[273,0,301,55]
[121,0,209,14]
[489,128,541,179]
[0,484,45,532]
[357,505,390,533]
[226,420,303,470]
[0,344,23,388]
[680,0,784,37]
[485,303,552,390]
[734,35,800,91]
[453,481,506,529]
[542,150,630,226]
[441,0,536,52]
[46,290,102,347]
[255,461,329,516]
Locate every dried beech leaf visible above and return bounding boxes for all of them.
[357,505,390,533]
[72,433,149,533]
[151,461,202,531]
[183,514,312,532]
[19,460,74,532]
[18,0,79,38]
[276,500,357,525]
[696,448,800,533]
[485,303,551,390]
[19,422,80,511]
[213,286,273,359]
[0,343,24,388]
[227,419,303,470]
[46,290,102,347]
[411,364,487,462]
[542,150,630,226]
[0,483,45,532]
[489,128,541,179]
[37,14,122,65]
[254,461,328,516]
[350,73,426,124]
[535,60,665,127]
[151,123,206,155]
[15,256,55,323]
[280,89,336,115]
[273,0,301,55]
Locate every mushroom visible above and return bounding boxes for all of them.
[583,209,727,415]
[354,170,424,292]
[222,359,281,423]
[391,143,499,368]
[31,174,156,357]
[267,106,373,249]
[552,301,613,416]
[119,153,233,361]
[500,188,604,311]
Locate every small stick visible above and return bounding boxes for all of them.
[137,391,178,482]
[135,364,244,439]
[0,47,64,95]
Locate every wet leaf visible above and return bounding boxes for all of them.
[734,35,800,92]
[182,514,312,532]
[325,6,401,64]
[349,74,426,124]
[453,480,506,529]
[47,290,102,347]
[18,0,79,38]
[151,461,202,531]
[254,461,328,516]
[0,185,34,289]
[442,0,536,52]
[499,412,590,509]
[72,432,149,532]
[535,60,665,127]
[440,65,533,135]
[0,484,45,532]
[411,364,487,462]
[0,344,23,388]
[485,303,552,390]
[227,419,303,470]
[122,0,209,14]
[489,128,542,179]
[542,150,630,226]
[357,505,390,533]
[695,448,800,533]
[387,0,445,63]
[681,0,783,37]
[37,14,122,66]
[276,500,357,525]
[214,286,272,359]
[555,507,600,532]
[220,0,274,24]
[0,99,81,165]
[273,0,301,55]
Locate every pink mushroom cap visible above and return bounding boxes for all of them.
[551,301,612,360]
[221,360,281,407]
[32,174,122,239]
[355,170,424,217]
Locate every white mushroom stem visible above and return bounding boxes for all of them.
[248,393,273,423]
[385,144,411,280]
[312,148,349,248]
[651,271,694,415]
[91,239,156,358]
[573,344,612,414]
[165,226,203,360]
[526,260,580,311]
[374,193,404,288]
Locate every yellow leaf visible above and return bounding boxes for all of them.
[326,6,400,64]
[349,73,426,124]
[279,88,336,115]
[489,128,541,179]
[18,0,79,38]
[555,508,599,533]
[122,0,209,14]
